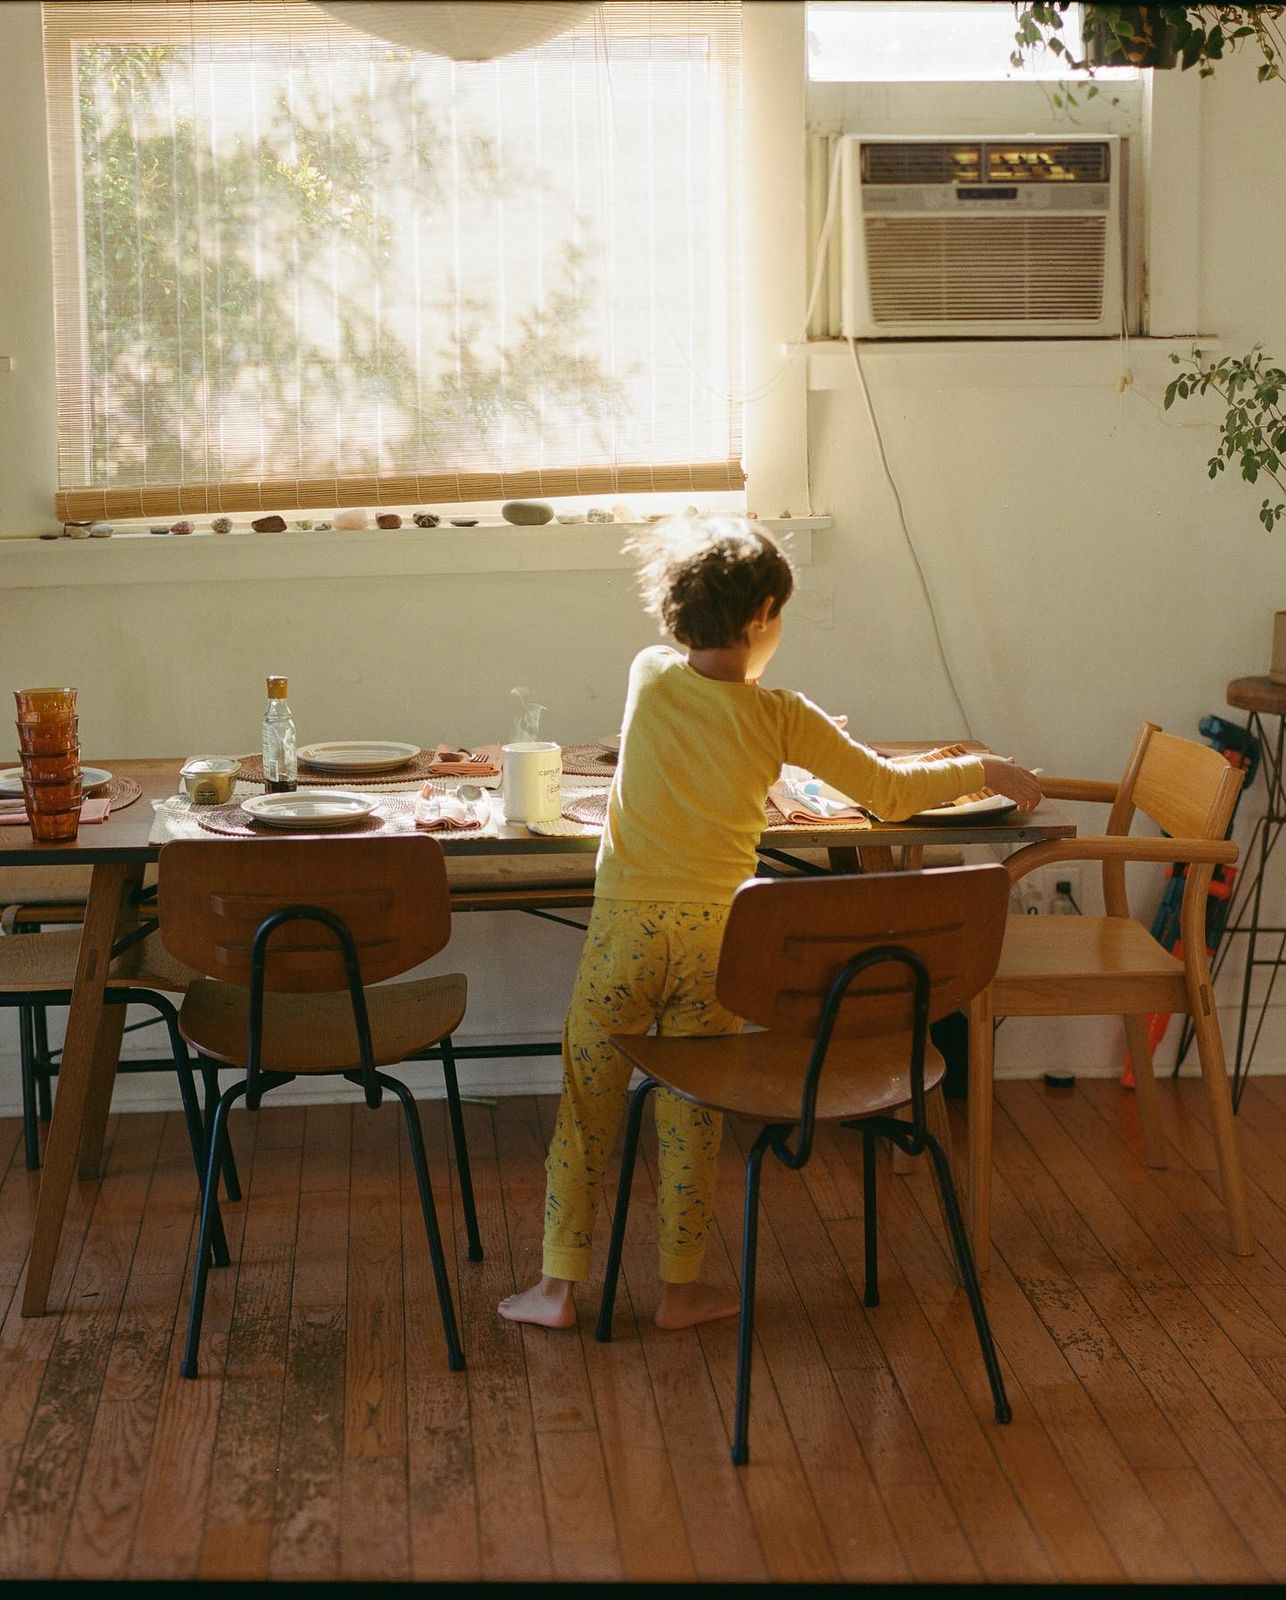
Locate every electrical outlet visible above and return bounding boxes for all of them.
[1017,863,1083,915]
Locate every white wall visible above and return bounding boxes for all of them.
[5,2,1286,1110]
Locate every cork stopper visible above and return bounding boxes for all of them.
[266,675,288,699]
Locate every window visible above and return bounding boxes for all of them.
[803,1,1144,339]
[807,2,1135,83]
[43,1,743,523]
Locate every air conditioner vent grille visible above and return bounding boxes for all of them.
[862,143,982,185]
[861,140,1110,187]
[986,142,1110,183]
[863,217,1107,323]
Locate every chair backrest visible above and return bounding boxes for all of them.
[1099,722,1244,924]
[1115,723,1243,843]
[158,837,451,992]
[716,863,1010,1038]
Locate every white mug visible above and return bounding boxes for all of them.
[501,741,562,824]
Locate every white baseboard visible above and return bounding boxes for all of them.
[0,1037,567,1116]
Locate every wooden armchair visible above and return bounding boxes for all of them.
[966,721,1252,1265]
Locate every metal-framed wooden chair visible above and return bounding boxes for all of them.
[0,868,217,1175]
[157,835,480,1379]
[594,862,1013,1465]
[0,921,237,1264]
[966,721,1252,1266]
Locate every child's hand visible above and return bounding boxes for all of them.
[979,755,1043,812]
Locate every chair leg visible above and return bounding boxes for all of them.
[966,990,995,1269]
[32,1006,53,1122]
[732,1131,772,1466]
[377,1071,465,1372]
[1123,1014,1167,1169]
[18,1005,41,1171]
[1188,992,1255,1256]
[925,1083,962,1280]
[153,1014,230,1271]
[439,1036,483,1262]
[923,1131,1012,1425]
[182,1082,246,1379]
[200,1058,241,1202]
[862,1127,879,1308]
[595,1077,657,1343]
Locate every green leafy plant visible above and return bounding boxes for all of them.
[1013,4,1286,82]
[1164,346,1286,530]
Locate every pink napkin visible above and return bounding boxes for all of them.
[425,742,502,778]
[767,781,871,828]
[0,796,111,827]
[415,790,483,832]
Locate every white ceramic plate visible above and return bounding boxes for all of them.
[241,789,379,829]
[297,741,420,773]
[0,765,111,796]
[597,734,621,755]
[910,793,1018,820]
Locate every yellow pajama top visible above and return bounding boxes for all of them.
[594,645,987,906]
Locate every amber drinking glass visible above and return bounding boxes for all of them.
[14,686,82,840]
[16,719,79,755]
[14,687,77,719]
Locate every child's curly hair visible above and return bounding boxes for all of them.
[624,515,795,649]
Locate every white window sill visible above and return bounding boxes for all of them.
[800,335,1214,390]
[2,518,829,590]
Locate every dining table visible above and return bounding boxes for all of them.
[1,752,1074,1316]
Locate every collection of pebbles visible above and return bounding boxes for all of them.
[48,501,755,540]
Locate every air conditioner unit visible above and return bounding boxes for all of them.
[839,134,1123,339]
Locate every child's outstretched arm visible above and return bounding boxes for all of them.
[976,754,1043,811]
[783,698,1041,819]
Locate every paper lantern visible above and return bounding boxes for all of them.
[313,2,598,63]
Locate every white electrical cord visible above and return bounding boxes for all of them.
[845,336,977,741]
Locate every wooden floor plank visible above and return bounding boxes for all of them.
[198,1106,305,1581]
[877,1122,1125,1584]
[458,1098,552,1582]
[59,1114,197,1579]
[999,1083,1286,1577]
[1,1073,1286,1584]
[402,1095,478,1584]
[269,1103,351,1582]
[0,1112,161,1580]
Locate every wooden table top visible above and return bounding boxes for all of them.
[0,755,1075,867]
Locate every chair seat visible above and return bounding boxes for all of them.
[179,972,467,1072]
[611,1028,945,1124]
[0,926,201,994]
[990,915,1188,1016]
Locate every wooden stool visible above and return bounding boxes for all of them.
[1189,675,1286,1107]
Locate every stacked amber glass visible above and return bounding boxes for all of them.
[15,687,82,841]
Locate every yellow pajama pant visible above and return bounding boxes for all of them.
[543,898,742,1284]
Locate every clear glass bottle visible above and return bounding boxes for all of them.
[261,674,298,793]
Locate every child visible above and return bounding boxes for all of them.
[499,516,1041,1330]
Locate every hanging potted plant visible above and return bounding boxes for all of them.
[1080,4,1182,68]
[1012,3,1285,81]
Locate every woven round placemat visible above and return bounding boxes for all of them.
[100,776,142,810]
[562,792,609,827]
[195,795,419,838]
[236,751,496,787]
[561,744,618,779]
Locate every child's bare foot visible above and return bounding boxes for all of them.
[655,1280,741,1330]
[498,1275,577,1328]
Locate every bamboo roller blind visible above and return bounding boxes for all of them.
[44,1,744,522]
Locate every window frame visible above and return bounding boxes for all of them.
[41,0,750,525]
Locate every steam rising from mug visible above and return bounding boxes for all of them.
[511,686,546,742]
